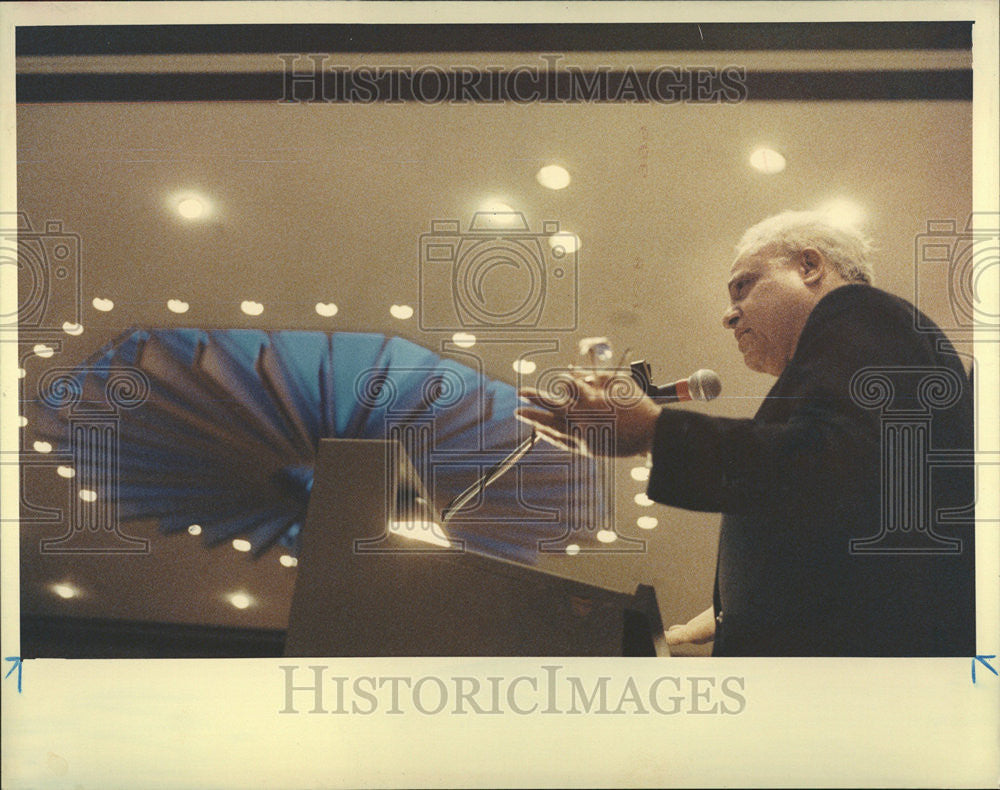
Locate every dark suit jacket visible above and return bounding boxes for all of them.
[647,285,975,656]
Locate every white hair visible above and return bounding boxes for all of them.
[735,209,875,285]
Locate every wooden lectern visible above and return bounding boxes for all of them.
[284,439,668,656]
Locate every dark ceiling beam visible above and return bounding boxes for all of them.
[16,68,973,103]
[16,22,972,56]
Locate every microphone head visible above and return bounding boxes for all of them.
[688,369,722,401]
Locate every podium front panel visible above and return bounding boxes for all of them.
[284,439,666,656]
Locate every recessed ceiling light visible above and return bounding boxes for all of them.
[79,489,97,502]
[315,302,338,317]
[56,466,75,478]
[62,322,84,336]
[630,467,650,482]
[390,304,414,320]
[479,200,515,220]
[167,299,190,314]
[480,200,514,213]
[279,554,298,567]
[749,147,786,174]
[177,197,205,219]
[512,359,537,375]
[452,332,476,348]
[637,516,658,530]
[92,297,114,312]
[818,198,867,229]
[232,538,252,552]
[596,529,618,543]
[227,592,253,609]
[548,232,580,255]
[51,583,79,600]
[634,493,654,507]
[241,301,264,316]
[34,344,54,358]
[33,441,52,454]
[187,524,202,536]
[536,165,571,190]
[17,368,26,379]
[475,200,523,230]
[18,416,28,428]
[565,543,581,556]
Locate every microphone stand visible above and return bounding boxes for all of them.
[441,357,639,525]
[440,431,541,525]
[438,355,662,525]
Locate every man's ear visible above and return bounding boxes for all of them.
[799,247,826,286]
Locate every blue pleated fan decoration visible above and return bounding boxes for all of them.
[32,329,603,563]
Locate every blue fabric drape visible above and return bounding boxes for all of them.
[33,329,601,563]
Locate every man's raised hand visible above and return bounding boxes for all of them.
[515,367,661,457]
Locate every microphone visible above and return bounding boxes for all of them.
[652,369,723,403]
[630,363,722,404]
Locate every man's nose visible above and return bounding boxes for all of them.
[722,305,740,329]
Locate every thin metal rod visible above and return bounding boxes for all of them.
[440,431,540,525]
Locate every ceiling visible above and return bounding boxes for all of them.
[12,34,974,653]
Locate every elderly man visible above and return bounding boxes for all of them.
[517,210,975,657]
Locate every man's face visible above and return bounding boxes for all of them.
[722,248,816,376]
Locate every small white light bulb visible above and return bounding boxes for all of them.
[52,583,78,599]
[228,592,252,609]
[177,197,205,219]
[749,147,786,174]
[536,165,571,190]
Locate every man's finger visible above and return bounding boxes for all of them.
[517,387,566,411]
[579,368,615,383]
[529,423,575,452]
[514,407,561,430]
[513,412,579,453]
[568,367,616,389]
[515,411,567,442]
[664,626,690,646]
